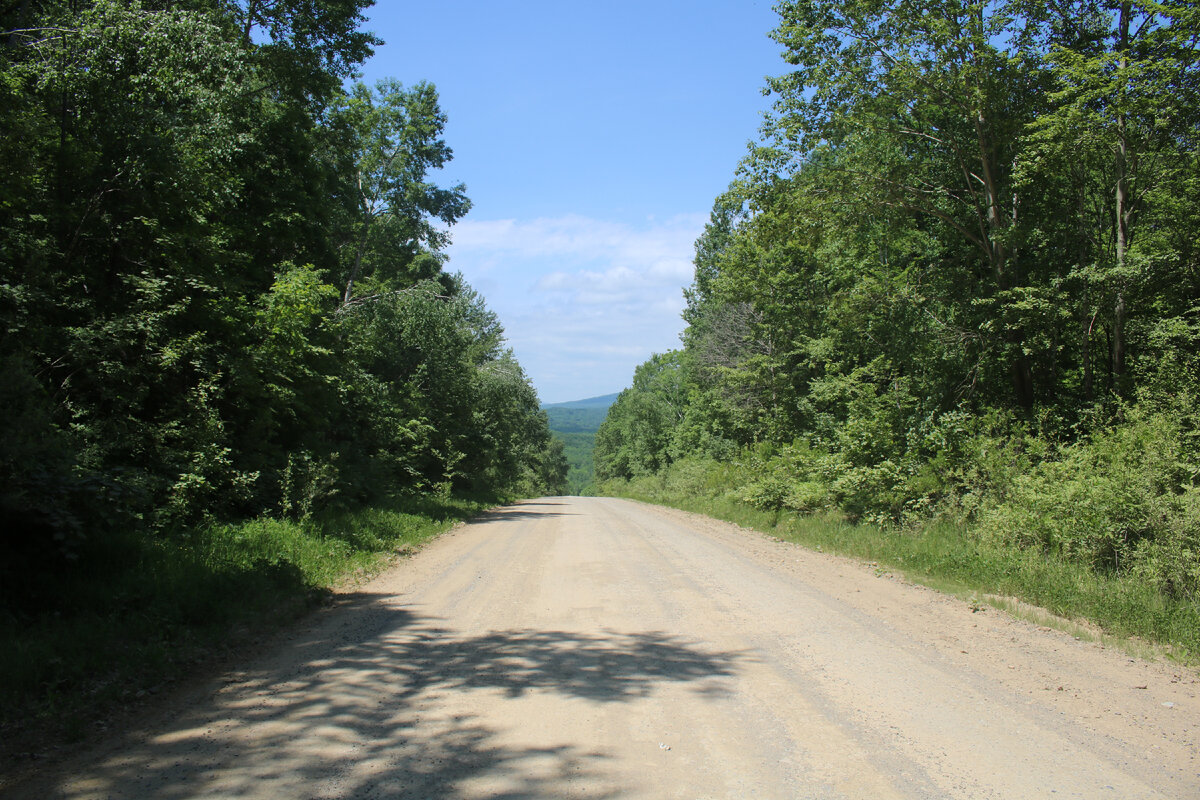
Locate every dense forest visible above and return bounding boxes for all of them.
[544,395,617,494]
[598,0,1200,609]
[0,0,566,721]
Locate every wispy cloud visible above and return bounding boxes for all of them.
[452,213,701,277]
[445,213,705,403]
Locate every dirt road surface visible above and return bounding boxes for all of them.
[8,497,1198,799]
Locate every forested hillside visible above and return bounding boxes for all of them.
[0,0,565,731]
[598,0,1200,649]
[544,394,618,494]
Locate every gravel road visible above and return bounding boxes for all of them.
[9,497,1199,799]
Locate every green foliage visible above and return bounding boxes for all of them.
[544,405,610,434]
[0,355,105,587]
[550,432,598,495]
[595,352,686,480]
[534,436,571,497]
[278,450,342,521]
[333,78,470,306]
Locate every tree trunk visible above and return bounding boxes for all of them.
[968,10,1031,410]
[1082,309,1095,399]
[242,0,259,44]
[1011,355,1035,410]
[1076,179,1095,399]
[1112,0,1131,392]
[342,171,373,307]
[342,231,368,307]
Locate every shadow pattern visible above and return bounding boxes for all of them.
[21,596,744,799]
[469,503,580,524]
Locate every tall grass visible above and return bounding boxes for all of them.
[0,494,493,743]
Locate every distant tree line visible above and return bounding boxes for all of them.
[0,0,566,594]
[598,0,1200,596]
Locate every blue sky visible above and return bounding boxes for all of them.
[358,1,783,404]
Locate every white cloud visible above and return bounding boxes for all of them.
[445,212,706,403]
[452,213,703,256]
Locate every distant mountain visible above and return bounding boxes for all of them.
[543,396,615,435]
[542,392,620,411]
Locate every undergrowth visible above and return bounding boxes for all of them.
[0,493,496,748]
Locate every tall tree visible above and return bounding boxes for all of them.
[766,0,1047,407]
[1022,0,1200,393]
[335,80,470,307]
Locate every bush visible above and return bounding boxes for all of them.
[977,407,1200,596]
[830,460,906,523]
[1130,486,1200,598]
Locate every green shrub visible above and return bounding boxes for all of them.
[977,407,1200,596]
[830,459,906,522]
[660,455,729,498]
[906,408,1052,520]
[1129,486,1200,598]
[785,480,832,512]
[742,477,792,511]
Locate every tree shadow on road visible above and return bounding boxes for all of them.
[14,593,745,799]
[470,504,581,524]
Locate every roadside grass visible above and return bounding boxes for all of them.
[0,494,495,750]
[604,480,1200,664]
